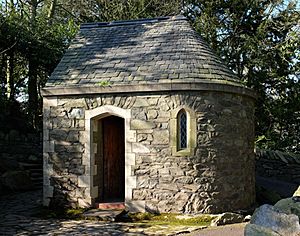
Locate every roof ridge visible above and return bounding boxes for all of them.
[80,15,187,29]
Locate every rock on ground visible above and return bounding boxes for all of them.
[248,204,300,236]
[245,224,281,236]
[210,212,244,226]
[274,197,300,220]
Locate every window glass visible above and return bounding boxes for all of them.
[178,110,187,149]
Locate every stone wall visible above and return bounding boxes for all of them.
[43,91,255,213]
[0,130,41,163]
[256,149,300,184]
[0,130,42,193]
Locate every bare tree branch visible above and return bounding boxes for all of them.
[0,42,17,55]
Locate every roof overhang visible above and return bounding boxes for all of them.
[42,80,256,99]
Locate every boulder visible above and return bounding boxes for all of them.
[1,170,33,191]
[274,197,300,220]
[250,204,300,236]
[245,223,281,236]
[210,212,244,226]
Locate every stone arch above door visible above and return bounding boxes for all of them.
[81,105,138,209]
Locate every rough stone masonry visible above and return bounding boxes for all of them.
[42,16,256,213]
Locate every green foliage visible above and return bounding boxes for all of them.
[0,0,79,130]
[185,0,300,152]
[0,0,299,152]
[94,0,181,22]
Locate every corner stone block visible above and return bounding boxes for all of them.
[78,175,90,187]
[125,188,133,199]
[43,198,50,207]
[43,141,55,153]
[126,176,137,189]
[126,153,136,165]
[43,185,54,198]
[43,129,49,141]
[93,164,97,175]
[93,143,97,154]
[43,164,53,186]
[91,186,98,198]
[44,97,58,107]
[127,130,136,142]
[125,164,134,178]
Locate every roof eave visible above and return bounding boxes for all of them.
[41,80,257,99]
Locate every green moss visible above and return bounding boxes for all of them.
[127,213,214,226]
[65,208,86,218]
[128,212,153,221]
[96,81,111,86]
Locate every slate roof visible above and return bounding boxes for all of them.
[46,16,242,88]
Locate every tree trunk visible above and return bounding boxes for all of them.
[47,0,57,21]
[0,55,6,98]
[30,0,37,27]
[6,52,14,100]
[28,59,38,128]
[28,0,39,128]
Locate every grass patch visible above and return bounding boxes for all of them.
[127,212,214,226]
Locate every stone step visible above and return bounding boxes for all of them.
[19,162,42,168]
[31,177,43,183]
[30,172,43,178]
[32,184,42,189]
[95,202,125,210]
[29,168,43,172]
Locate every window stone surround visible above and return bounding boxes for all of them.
[170,106,197,156]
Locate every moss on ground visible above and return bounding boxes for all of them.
[127,212,215,226]
[36,207,214,227]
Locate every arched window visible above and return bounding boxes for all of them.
[177,109,187,150]
[170,106,196,156]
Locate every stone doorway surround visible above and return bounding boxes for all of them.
[82,105,141,211]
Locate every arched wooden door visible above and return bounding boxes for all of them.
[97,115,125,202]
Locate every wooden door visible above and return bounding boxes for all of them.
[102,116,125,202]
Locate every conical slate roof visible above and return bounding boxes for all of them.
[44,16,254,96]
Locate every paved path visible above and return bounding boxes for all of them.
[185,223,246,236]
[0,190,246,235]
[0,190,145,235]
